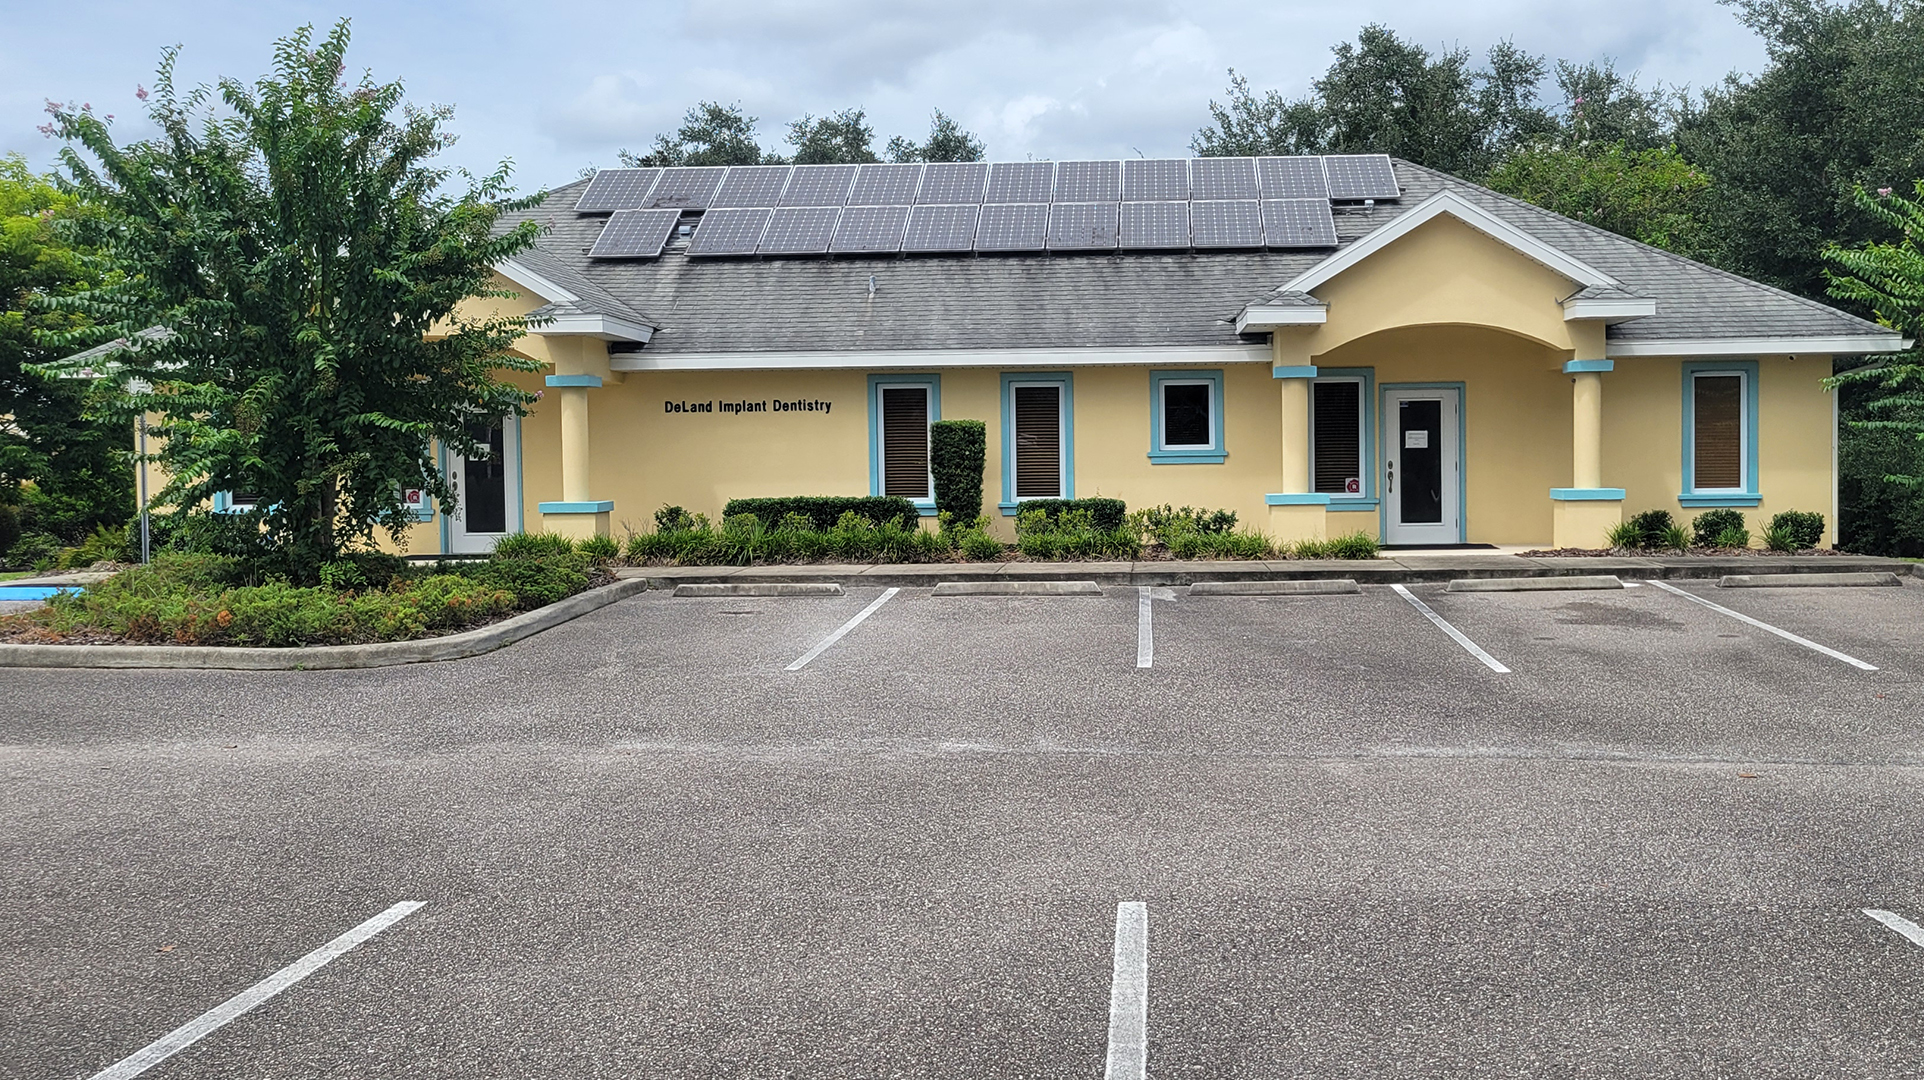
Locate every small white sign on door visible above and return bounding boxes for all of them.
[1404,430,1430,449]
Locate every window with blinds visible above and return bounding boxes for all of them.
[1160,382,1212,448]
[1013,384,1063,498]
[880,386,931,499]
[1311,380,1363,495]
[1692,373,1744,490]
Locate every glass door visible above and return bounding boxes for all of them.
[447,416,520,553]
[1382,388,1461,545]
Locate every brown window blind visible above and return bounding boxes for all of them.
[880,386,930,499]
[1013,385,1062,498]
[1693,374,1743,490]
[1312,381,1361,494]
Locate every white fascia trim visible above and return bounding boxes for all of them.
[1563,298,1657,323]
[495,257,579,304]
[1606,335,1912,358]
[609,344,1273,372]
[529,312,655,343]
[1281,189,1618,295]
[1235,306,1328,333]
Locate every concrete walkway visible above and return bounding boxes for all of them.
[620,553,1921,588]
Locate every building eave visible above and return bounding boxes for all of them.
[1234,306,1329,333]
[1605,335,1913,358]
[1563,298,1658,323]
[529,312,655,343]
[609,343,1273,372]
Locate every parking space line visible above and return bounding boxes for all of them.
[1104,901,1148,1080]
[90,901,424,1080]
[1389,584,1512,673]
[1136,587,1153,669]
[784,587,900,671]
[1865,908,1924,950]
[1647,580,1877,671]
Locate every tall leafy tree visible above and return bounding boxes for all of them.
[786,108,880,164]
[885,109,986,163]
[1484,143,1711,254]
[0,154,131,546]
[41,21,541,572]
[1553,60,1668,149]
[619,101,781,168]
[1824,184,1924,474]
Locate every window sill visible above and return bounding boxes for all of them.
[997,500,1065,515]
[1326,498,1380,510]
[1678,492,1762,507]
[913,501,938,517]
[1147,449,1226,464]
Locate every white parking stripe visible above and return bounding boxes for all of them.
[1865,908,1924,950]
[90,901,424,1080]
[1136,587,1154,669]
[1647,580,1877,671]
[1104,901,1149,1080]
[785,587,900,671]
[1390,584,1512,673]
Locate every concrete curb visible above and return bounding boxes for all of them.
[1448,575,1624,592]
[930,581,1102,596]
[0,578,650,671]
[671,582,844,597]
[1190,580,1360,596]
[1717,571,1904,589]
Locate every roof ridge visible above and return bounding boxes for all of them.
[1392,159,1894,340]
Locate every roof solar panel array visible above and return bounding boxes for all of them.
[1258,157,1329,199]
[781,164,858,207]
[976,203,1049,250]
[687,207,771,256]
[1054,161,1121,203]
[904,204,978,252]
[1263,198,1339,247]
[645,166,727,209]
[849,163,923,206]
[1123,159,1188,201]
[832,205,911,253]
[575,168,661,212]
[711,166,792,208]
[1120,201,1188,249]
[588,208,681,258]
[986,162,1055,204]
[1190,157,1258,200]
[1048,202,1119,250]
[1191,200,1264,248]
[917,161,988,203]
[1322,154,1399,200]
[761,206,841,253]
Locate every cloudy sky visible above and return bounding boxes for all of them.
[4,0,1767,194]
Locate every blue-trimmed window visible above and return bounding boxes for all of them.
[1311,368,1377,506]
[1681,361,1760,506]
[999,371,1074,513]
[867,373,940,512]
[1149,370,1225,463]
[211,490,261,514]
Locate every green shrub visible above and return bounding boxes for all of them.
[490,531,577,558]
[960,528,1004,561]
[146,511,273,560]
[1326,531,1381,560]
[1624,509,1674,547]
[577,534,620,564]
[654,504,698,532]
[722,495,921,531]
[1658,524,1690,551]
[1766,510,1825,550]
[1713,525,1751,549]
[1014,507,1140,559]
[318,561,367,590]
[1132,504,1238,544]
[1691,509,1747,547]
[930,420,987,526]
[1167,529,1273,559]
[5,531,62,572]
[462,553,591,606]
[1605,520,1644,549]
[1015,497,1128,531]
[0,504,19,558]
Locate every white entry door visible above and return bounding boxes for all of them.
[447,416,520,554]
[1382,388,1462,546]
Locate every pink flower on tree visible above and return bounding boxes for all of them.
[1877,187,1893,197]
[135,85,148,101]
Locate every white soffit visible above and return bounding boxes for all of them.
[1563,298,1658,323]
[1235,305,1329,333]
[1605,335,1913,358]
[609,344,1273,372]
[1280,189,1618,296]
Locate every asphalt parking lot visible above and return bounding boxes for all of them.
[5,577,1924,1078]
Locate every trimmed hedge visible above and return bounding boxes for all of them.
[1766,509,1825,550]
[721,495,922,530]
[1014,497,1127,531]
[930,420,987,526]
[1690,508,1747,548]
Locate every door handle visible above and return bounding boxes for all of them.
[1386,459,1394,494]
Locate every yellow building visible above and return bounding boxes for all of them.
[384,156,1907,552]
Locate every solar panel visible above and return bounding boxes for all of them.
[686,207,771,256]
[849,163,923,206]
[1048,202,1119,250]
[588,208,680,258]
[903,204,978,252]
[1122,159,1188,201]
[1054,161,1121,202]
[711,165,792,207]
[975,204,1048,251]
[985,162,1055,204]
[831,205,910,253]
[644,167,727,209]
[1119,201,1188,249]
[1190,157,1259,200]
[575,168,662,213]
[918,161,989,203]
[1323,154,1399,200]
[1262,198,1339,247]
[780,164,858,206]
[760,206,840,253]
[1258,157,1329,199]
[1191,200,1265,248]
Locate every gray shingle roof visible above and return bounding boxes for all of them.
[497,162,1897,356]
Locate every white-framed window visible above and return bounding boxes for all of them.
[1310,375,1369,499]
[1012,383,1064,499]
[1689,369,1748,492]
[1148,369,1225,463]
[868,374,939,507]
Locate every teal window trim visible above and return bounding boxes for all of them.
[1148,369,1225,464]
[1681,361,1759,503]
[867,373,941,513]
[998,371,1075,514]
[1379,381,1468,544]
[1311,367,1378,509]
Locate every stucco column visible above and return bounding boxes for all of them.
[1551,358,1624,548]
[1266,332,1329,542]
[539,373,612,538]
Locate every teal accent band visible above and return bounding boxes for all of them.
[1678,492,1762,507]
[1147,450,1227,464]
[1327,498,1380,510]
[538,500,613,513]
[545,374,604,388]
[1266,493,1332,506]
[1550,487,1626,501]
[1272,365,1319,379]
[1563,360,1614,374]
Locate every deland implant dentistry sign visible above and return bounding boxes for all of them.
[664,397,833,415]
